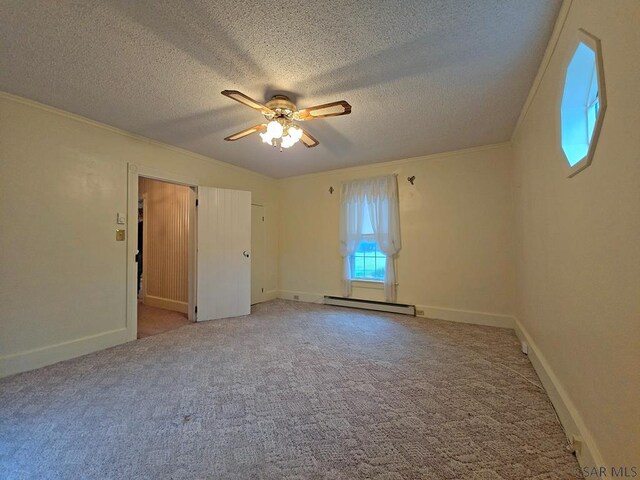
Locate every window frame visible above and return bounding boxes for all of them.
[559,29,607,178]
[350,235,386,283]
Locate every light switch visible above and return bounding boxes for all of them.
[116,213,126,225]
[116,229,125,241]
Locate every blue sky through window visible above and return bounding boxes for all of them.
[351,205,385,281]
[561,42,599,167]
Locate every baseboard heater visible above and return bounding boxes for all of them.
[323,296,416,316]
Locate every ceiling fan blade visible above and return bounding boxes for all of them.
[221,90,274,114]
[224,124,266,141]
[299,128,319,148]
[295,100,352,121]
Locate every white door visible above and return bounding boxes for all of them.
[251,204,266,305]
[197,187,251,321]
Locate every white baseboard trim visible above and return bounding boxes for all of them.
[143,295,188,314]
[278,290,326,304]
[264,290,279,302]
[514,318,603,469]
[251,290,280,306]
[277,290,515,328]
[0,328,131,377]
[416,304,516,329]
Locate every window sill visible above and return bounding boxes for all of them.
[351,279,384,289]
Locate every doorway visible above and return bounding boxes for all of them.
[127,164,252,339]
[137,177,195,338]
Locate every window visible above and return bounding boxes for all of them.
[560,30,606,177]
[351,207,385,281]
[339,175,401,301]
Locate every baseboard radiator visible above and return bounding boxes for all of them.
[324,296,416,316]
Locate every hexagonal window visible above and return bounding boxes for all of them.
[560,29,606,177]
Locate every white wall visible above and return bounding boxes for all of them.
[511,0,640,466]
[278,144,516,326]
[0,93,279,375]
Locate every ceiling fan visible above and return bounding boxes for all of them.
[221,90,352,150]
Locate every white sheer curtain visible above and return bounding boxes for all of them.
[367,176,401,302]
[339,174,401,302]
[339,181,365,298]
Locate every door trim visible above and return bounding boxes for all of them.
[251,203,266,305]
[140,193,148,302]
[126,164,198,340]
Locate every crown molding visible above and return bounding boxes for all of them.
[0,91,277,182]
[278,142,511,182]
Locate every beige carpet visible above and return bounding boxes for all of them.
[137,302,191,339]
[0,300,580,479]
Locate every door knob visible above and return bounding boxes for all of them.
[243,251,250,258]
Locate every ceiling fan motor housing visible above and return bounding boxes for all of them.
[265,95,296,120]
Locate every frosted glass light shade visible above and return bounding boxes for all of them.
[281,135,295,148]
[259,132,273,144]
[266,121,283,139]
[289,126,303,141]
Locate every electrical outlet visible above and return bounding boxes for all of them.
[293,295,299,300]
[415,309,425,316]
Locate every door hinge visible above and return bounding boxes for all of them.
[195,306,198,314]
[261,288,264,293]
[195,199,199,207]
[262,216,264,221]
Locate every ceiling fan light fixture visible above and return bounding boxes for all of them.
[266,120,283,139]
[259,131,273,144]
[280,135,295,149]
[281,125,304,149]
[221,90,351,150]
[289,126,303,141]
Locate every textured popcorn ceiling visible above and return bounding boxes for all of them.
[0,1,561,178]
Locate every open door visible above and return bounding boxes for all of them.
[197,187,251,321]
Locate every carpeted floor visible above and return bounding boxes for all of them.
[137,302,191,339]
[0,300,580,479]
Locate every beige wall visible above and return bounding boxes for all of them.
[2,1,638,464]
[278,144,516,323]
[139,177,190,311]
[0,93,279,375]
[511,0,640,466]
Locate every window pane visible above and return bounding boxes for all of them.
[364,256,375,275]
[587,97,598,143]
[354,256,364,278]
[351,239,386,280]
[362,241,376,253]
